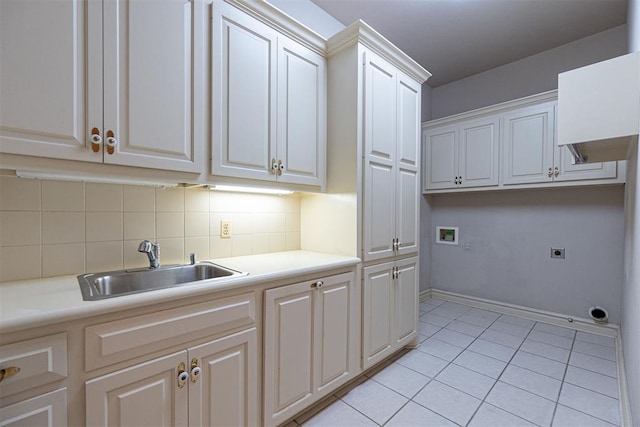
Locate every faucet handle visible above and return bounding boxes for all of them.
[189,253,196,265]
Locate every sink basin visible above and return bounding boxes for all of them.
[78,262,247,301]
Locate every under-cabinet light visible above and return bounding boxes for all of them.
[209,185,293,195]
[15,170,179,187]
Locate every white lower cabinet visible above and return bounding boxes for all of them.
[86,328,257,427]
[263,272,356,426]
[0,388,67,427]
[362,257,418,369]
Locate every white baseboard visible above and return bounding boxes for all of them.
[418,288,631,427]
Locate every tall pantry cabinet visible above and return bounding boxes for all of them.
[304,22,430,370]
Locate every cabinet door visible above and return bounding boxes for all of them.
[314,273,353,393]
[0,388,67,427]
[102,0,203,172]
[396,74,421,256]
[394,257,419,346]
[363,51,397,262]
[362,262,395,369]
[264,282,315,426]
[423,126,458,190]
[459,117,500,188]
[189,328,258,427]
[555,145,618,182]
[0,0,98,162]
[277,36,326,187]
[502,103,555,185]
[86,351,188,427]
[212,2,277,181]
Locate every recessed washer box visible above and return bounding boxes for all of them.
[436,226,459,245]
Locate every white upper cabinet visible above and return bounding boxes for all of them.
[212,0,326,189]
[0,0,204,173]
[363,51,422,261]
[423,92,623,194]
[423,116,499,190]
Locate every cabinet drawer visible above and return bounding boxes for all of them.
[86,292,256,371]
[0,333,67,397]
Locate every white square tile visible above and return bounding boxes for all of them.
[251,213,270,234]
[428,307,461,320]
[185,237,210,261]
[42,212,85,244]
[251,233,270,254]
[497,314,535,329]
[431,328,475,348]
[210,236,232,259]
[0,211,40,246]
[268,233,287,253]
[486,381,555,426]
[510,350,567,380]
[155,187,184,212]
[421,313,453,327]
[469,403,537,427]
[285,231,300,250]
[533,322,576,338]
[435,363,496,399]
[489,320,532,338]
[457,313,496,328]
[232,234,252,256]
[573,340,616,362]
[564,365,618,398]
[42,243,85,277]
[269,213,286,233]
[301,399,376,427]
[445,319,485,337]
[124,212,155,241]
[370,362,429,399]
[528,330,574,349]
[0,245,41,281]
[520,339,570,363]
[466,308,501,321]
[467,339,517,362]
[294,395,337,425]
[413,380,481,426]
[124,240,152,269]
[453,350,507,379]
[440,301,472,314]
[86,212,123,242]
[575,332,615,348]
[123,185,155,212]
[395,349,448,378]
[569,352,617,378]
[559,383,620,425]
[184,188,210,212]
[155,238,184,265]
[185,212,209,237]
[85,183,122,212]
[285,212,300,232]
[86,241,123,272]
[418,319,441,338]
[339,378,407,425]
[479,329,525,349]
[553,404,618,427]
[0,176,40,211]
[499,364,562,401]
[386,401,457,427]
[42,180,84,211]
[418,337,464,362]
[157,212,184,238]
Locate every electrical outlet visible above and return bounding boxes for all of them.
[221,220,232,238]
[551,247,565,259]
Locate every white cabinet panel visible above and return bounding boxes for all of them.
[86,351,189,427]
[364,162,396,261]
[0,388,67,427]
[423,126,458,189]
[397,78,421,170]
[395,258,418,344]
[556,145,618,182]
[459,117,500,187]
[362,262,394,367]
[0,0,96,162]
[396,167,420,256]
[189,328,258,427]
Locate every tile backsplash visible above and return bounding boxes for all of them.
[0,176,301,282]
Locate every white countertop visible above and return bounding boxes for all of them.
[0,251,360,334]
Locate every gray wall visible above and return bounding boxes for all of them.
[429,25,628,119]
[266,0,344,38]
[622,0,640,424]
[429,187,625,323]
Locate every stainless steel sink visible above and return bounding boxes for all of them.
[78,262,247,301]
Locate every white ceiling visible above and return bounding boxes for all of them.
[311,0,628,86]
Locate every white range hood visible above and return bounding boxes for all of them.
[558,52,640,163]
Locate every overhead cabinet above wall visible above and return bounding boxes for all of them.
[422,91,625,194]
[211,0,327,190]
[0,0,205,173]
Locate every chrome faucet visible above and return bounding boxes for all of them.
[138,240,160,269]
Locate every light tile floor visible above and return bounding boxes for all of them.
[291,298,622,427]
